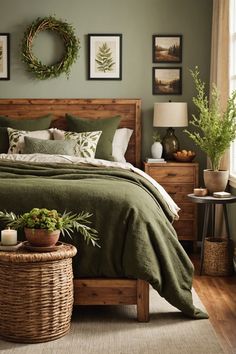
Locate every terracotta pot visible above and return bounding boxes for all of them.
[203,169,229,195]
[24,228,60,247]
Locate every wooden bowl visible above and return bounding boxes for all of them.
[173,152,196,162]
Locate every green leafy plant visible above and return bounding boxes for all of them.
[152,131,161,142]
[0,208,99,247]
[21,16,80,80]
[95,42,115,72]
[185,67,236,171]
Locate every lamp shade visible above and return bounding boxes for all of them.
[153,102,188,127]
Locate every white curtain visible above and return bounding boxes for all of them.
[210,0,230,236]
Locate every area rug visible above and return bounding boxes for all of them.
[0,288,223,354]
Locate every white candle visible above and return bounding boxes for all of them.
[1,228,17,245]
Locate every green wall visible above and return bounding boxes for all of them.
[0,0,212,166]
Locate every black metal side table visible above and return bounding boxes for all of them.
[187,194,236,275]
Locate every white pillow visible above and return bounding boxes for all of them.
[51,128,102,158]
[112,128,133,163]
[7,128,52,154]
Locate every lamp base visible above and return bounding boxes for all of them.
[162,127,179,160]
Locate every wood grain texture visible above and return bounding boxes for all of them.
[0,98,141,167]
[191,254,236,354]
[144,162,199,247]
[73,278,149,322]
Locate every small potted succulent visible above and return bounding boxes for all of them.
[0,208,99,247]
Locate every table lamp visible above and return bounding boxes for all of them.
[153,102,188,160]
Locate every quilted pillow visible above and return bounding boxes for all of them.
[7,128,52,154]
[23,137,77,156]
[66,114,121,161]
[51,129,102,158]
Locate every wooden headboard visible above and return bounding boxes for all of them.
[0,98,141,167]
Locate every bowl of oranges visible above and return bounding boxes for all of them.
[173,150,196,162]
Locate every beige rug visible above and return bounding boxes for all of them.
[0,288,223,354]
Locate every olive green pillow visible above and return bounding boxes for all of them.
[66,114,121,160]
[0,127,9,153]
[23,136,77,155]
[0,115,52,153]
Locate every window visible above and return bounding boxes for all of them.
[230,0,236,186]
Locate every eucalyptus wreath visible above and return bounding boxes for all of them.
[21,16,80,80]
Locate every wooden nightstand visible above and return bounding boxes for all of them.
[144,162,199,250]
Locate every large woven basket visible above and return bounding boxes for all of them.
[0,243,77,343]
[203,237,234,276]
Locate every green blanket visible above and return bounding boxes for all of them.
[0,160,207,319]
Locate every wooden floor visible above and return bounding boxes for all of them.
[190,254,236,354]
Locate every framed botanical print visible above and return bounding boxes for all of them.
[152,67,182,95]
[0,33,10,80]
[152,35,182,63]
[88,34,122,80]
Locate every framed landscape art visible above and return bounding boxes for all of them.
[0,33,10,80]
[88,33,122,80]
[152,35,182,63]
[152,67,182,95]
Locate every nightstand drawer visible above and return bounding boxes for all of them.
[148,166,195,183]
[161,184,193,202]
[178,204,195,219]
[173,220,195,240]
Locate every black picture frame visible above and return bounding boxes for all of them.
[152,35,182,63]
[152,67,182,95]
[0,33,10,80]
[88,33,122,80]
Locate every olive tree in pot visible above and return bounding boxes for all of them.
[185,67,236,194]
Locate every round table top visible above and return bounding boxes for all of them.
[187,193,236,205]
[0,242,77,263]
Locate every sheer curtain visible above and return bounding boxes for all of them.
[210,0,230,236]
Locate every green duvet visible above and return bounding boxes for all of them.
[0,160,207,319]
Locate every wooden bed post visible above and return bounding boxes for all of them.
[137,280,149,322]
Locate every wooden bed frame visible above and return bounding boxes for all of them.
[0,98,149,322]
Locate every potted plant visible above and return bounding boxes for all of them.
[185,67,236,193]
[0,208,99,247]
[151,131,163,158]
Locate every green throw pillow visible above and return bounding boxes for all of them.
[0,127,9,153]
[0,115,52,153]
[0,114,52,130]
[23,136,77,155]
[66,114,121,160]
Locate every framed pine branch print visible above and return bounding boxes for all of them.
[88,34,122,80]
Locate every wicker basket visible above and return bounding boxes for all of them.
[203,237,234,276]
[0,243,77,343]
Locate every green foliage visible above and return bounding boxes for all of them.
[152,131,161,142]
[95,42,115,72]
[21,16,80,80]
[0,208,99,247]
[185,67,236,170]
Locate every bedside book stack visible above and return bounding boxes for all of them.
[145,158,166,163]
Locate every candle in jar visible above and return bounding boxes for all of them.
[1,228,17,245]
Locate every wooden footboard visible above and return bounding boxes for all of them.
[73,278,149,322]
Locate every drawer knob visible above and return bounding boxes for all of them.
[167,173,177,177]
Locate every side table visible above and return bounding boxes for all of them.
[187,194,236,275]
[0,242,77,343]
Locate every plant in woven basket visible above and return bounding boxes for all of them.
[21,16,80,80]
[0,208,99,247]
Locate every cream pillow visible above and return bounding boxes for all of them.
[52,128,102,158]
[112,128,133,162]
[7,128,52,154]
